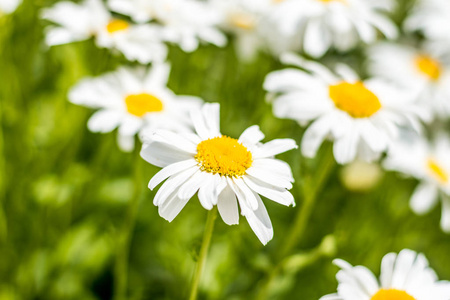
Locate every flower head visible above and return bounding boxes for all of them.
[41,0,167,63]
[264,53,426,164]
[140,103,297,244]
[384,133,450,232]
[321,249,450,300]
[69,63,202,152]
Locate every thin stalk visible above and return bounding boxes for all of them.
[114,145,143,300]
[188,207,218,300]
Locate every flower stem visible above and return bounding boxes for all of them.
[114,146,143,300]
[189,207,218,300]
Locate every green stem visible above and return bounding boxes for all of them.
[189,207,218,300]
[114,145,143,300]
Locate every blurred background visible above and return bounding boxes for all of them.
[1,0,450,299]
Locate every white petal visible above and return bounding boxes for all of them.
[158,193,190,222]
[146,130,197,154]
[333,130,359,164]
[87,110,122,133]
[252,139,298,159]
[250,158,294,182]
[149,159,198,190]
[232,177,259,210]
[153,166,197,205]
[242,193,273,245]
[117,133,135,152]
[246,166,293,190]
[391,249,417,289]
[441,196,450,233]
[238,125,265,146]
[177,170,208,201]
[301,115,333,158]
[380,252,396,288]
[140,141,193,168]
[198,175,215,210]
[243,176,295,206]
[217,186,239,225]
[304,18,331,57]
[410,182,439,215]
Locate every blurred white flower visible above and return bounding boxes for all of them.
[384,133,450,232]
[41,0,167,64]
[140,103,297,245]
[209,0,274,60]
[108,0,158,23]
[0,0,21,14]
[264,53,425,164]
[321,249,450,300]
[368,43,450,120]
[153,0,227,52]
[404,0,450,42]
[69,63,202,152]
[269,0,398,57]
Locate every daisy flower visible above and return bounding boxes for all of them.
[0,0,21,14]
[152,0,227,52]
[268,0,398,57]
[368,43,450,120]
[41,0,167,64]
[321,249,450,300]
[404,0,450,42]
[264,53,425,164]
[69,63,202,152]
[384,133,450,232]
[209,0,274,60]
[140,103,297,245]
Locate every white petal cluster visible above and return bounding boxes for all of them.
[140,103,297,245]
[0,0,21,14]
[368,43,450,120]
[321,249,450,300]
[268,0,398,57]
[69,63,202,152]
[264,53,425,164]
[384,133,450,232]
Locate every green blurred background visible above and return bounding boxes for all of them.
[1,0,449,299]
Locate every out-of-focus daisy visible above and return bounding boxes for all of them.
[269,0,398,57]
[152,0,227,52]
[209,0,274,60]
[321,249,450,300]
[41,0,167,64]
[108,0,157,23]
[140,103,297,245]
[0,0,21,14]
[69,63,202,152]
[404,0,450,42]
[264,53,425,164]
[368,43,450,120]
[384,133,450,232]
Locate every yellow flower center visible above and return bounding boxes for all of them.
[415,55,442,81]
[371,289,415,300]
[124,93,164,117]
[106,19,130,33]
[329,81,382,118]
[229,13,256,30]
[427,158,448,184]
[195,136,253,178]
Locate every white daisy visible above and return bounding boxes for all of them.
[153,0,227,52]
[209,0,274,60]
[404,0,450,42]
[384,133,450,232]
[368,43,450,120]
[268,0,398,57]
[68,63,202,152]
[321,249,450,300]
[140,103,297,245]
[41,0,167,64]
[264,53,425,164]
[0,0,21,14]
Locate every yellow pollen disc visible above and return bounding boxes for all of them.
[229,14,256,30]
[195,136,253,178]
[329,81,382,118]
[124,93,164,117]
[106,19,130,33]
[415,55,442,81]
[427,158,449,184]
[371,289,416,300]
